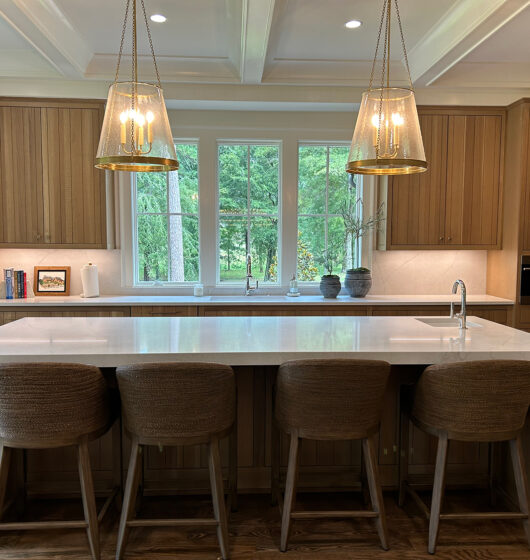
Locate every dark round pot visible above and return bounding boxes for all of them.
[319,275,341,299]
[344,269,372,298]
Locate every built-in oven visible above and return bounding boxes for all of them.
[520,256,530,304]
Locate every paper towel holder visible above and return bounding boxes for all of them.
[80,262,100,298]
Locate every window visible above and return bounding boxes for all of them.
[134,142,199,283]
[297,144,362,281]
[218,143,280,283]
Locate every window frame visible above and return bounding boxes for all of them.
[131,139,200,286]
[216,139,282,286]
[297,141,363,283]
[119,129,377,294]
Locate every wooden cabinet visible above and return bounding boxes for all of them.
[0,98,106,248]
[387,107,504,250]
[388,114,448,247]
[520,106,530,251]
[0,106,44,244]
[131,306,197,317]
[0,307,130,326]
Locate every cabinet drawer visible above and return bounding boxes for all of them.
[130,306,197,317]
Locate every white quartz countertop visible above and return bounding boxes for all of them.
[0,315,528,367]
[0,294,514,307]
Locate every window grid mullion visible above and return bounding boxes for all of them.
[166,171,172,282]
[247,145,251,255]
[324,145,329,255]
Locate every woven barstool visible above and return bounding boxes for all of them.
[272,359,391,552]
[0,362,113,560]
[399,360,530,554]
[115,362,236,560]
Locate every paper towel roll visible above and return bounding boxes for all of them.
[80,263,99,298]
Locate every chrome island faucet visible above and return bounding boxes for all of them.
[245,254,258,295]
[450,279,467,329]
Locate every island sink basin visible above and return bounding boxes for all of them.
[415,317,482,328]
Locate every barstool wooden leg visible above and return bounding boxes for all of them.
[509,435,530,548]
[362,436,389,550]
[229,423,238,512]
[280,432,300,552]
[78,439,100,560]
[271,420,280,507]
[0,445,12,520]
[112,416,123,512]
[360,445,370,506]
[399,408,410,507]
[209,437,230,560]
[428,433,448,555]
[116,438,142,560]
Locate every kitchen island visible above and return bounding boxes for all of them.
[0,315,528,499]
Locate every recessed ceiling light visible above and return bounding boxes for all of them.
[150,14,166,23]
[345,20,362,29]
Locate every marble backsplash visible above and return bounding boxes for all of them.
[0,248,487,296]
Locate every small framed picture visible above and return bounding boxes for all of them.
[34,266,71,296]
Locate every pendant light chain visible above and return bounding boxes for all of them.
[394,0,414,90]
[376,0,391,159]
[114,0,131,83]
[130,0,137,153]
[140,0,161,88]
[368,0,388,91]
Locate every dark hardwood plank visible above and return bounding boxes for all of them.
[1,491,530,559]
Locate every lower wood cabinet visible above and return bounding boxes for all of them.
[0,307,130,326]
[198,305,369,316]
[130,306,198,317]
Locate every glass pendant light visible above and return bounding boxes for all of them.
[95,0,178,172]
[347,0,427,175]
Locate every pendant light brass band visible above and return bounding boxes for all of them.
[95,156,179,172]
[346,159,428,175]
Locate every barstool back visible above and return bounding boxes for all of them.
[0,362,111,448]
[275,359,391,440]
[412,360,530,441]
[116,362,235,445]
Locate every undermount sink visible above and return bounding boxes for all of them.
[415,317,482,328]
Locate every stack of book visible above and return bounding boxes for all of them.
[3,268,27,299]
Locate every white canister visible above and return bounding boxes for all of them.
[80,263,100,298]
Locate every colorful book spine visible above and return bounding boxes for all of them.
[17,271,24,298]
[5,268,14,300]
[3,269,27,299]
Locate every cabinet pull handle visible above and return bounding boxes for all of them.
[439,236,444,241]
[447,237,452,241]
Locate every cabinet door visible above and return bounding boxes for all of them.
[521,108,530,251]
[445,115,503,247]
[41,107,106,246]
[388,114,447,247]
[0,106,44,244]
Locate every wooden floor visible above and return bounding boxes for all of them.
[0,491,529,559]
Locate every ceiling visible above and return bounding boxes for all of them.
[0,0,528,110]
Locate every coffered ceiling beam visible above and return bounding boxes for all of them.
[408,0,529,87]
[239,0,276,84]
[0,0,92,78]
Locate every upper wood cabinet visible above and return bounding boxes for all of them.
[0,98,107,248]
[387,107,505,250]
